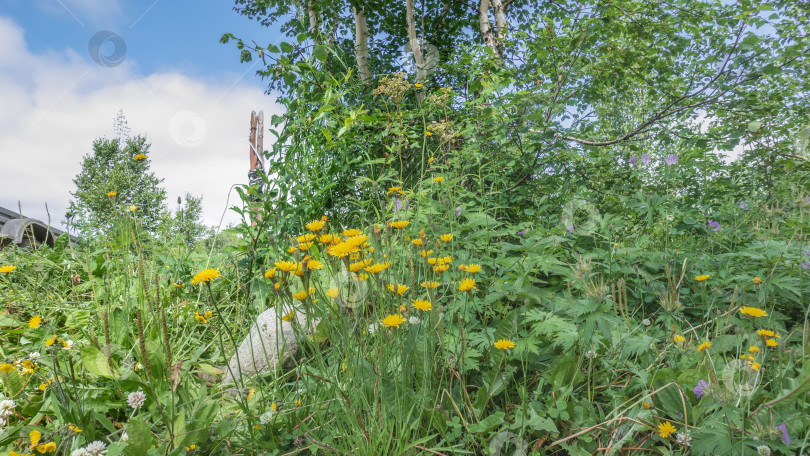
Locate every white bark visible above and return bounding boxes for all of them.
[406,0,426,79]
[491,0,507,39]
[353,7,372,82]
[306,0,318,36]
[478,0,503,59]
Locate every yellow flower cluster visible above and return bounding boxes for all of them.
[192,268,221,285]
[0,264,16,273]
[195,311,213,324]
[739,306,767,318]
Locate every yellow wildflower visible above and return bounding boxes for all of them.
[765,338,778,347]
[191,268,221,285]
[740,306,767,318]
[658,421,676,438]
[749,346,760,353]
[0,363,14,373]
[297,233,316,243]
[459,278,477,292]
[494,339,516,350]
[697,341,712,352]
[129,205,137,211]
[264,268,277,279]
[387,187,405,195]
[757,329,775,338]
[414,83,423,88]
[439,233,453,242]
[419,249,433,258]
[36,442,56,453]
[388,283,409,295]
[29,315,42,329]
[342,229,363,237]
[350,259,373,273]
[433,264,449,273]
[428,157,434,163]
[281,309,296,322]
[306,259,323,270]
[134,154,147,160]
[411,238,423,246]
[466,264,482,274]
[752,277,762,284]
[426,131,433,136]
[68,424,82,433]
[30,430,41,448]
[319,233,335,244]
[327,287,339,299]
[643,401,651,409]
[0,265,16,273]
[292,290,308,301]
[106,191,117,198]
[305,219,326,232]
[390,221,409,229]
[275,261,297,272]
[421,281,439,289]
[412,299,432,311]
[433,176,443,183]
[45,334,57,346]
[381,314,407,328]
[195,312,209,324]
[750,362,761,371]
[365,261,391,274]
[694,275,710,281]
[673,335,685,344]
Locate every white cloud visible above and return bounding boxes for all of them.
[31,0,124,26]
[0,16,281,233]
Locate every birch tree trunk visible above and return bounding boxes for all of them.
[478,0,503,60]
[306,0,318,36]
[406,0,426,83]
[353,7,372,83]
[491,0,507,39]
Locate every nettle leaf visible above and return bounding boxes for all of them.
[526,310,579,350]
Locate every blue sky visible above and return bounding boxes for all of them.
[2,0,277,83]
[0,0,285,231]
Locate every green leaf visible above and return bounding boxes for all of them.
[313,45,329,61]
[469,412,505,434]
[124,418,154,456]
[80,346,113,378]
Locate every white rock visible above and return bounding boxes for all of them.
[222,306,317,384]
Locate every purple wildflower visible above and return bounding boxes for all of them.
[517,230,525,236]
[739,201,747,209]
[393,198,403,212]
[567,224,574,235]
[693,380,709,399]
[629,157,637,164]
[802,262,809,270]
[777,423,790,446]
[640,154,651,165]
[707,220,721,232]
[665,154,679,166]
[455,206,461,217]
[802,250,810,256]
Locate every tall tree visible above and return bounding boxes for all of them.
[68,113,167,236]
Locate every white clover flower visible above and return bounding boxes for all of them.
[259,411,274,425]
[71,449,90,456]
[642,318,651,326]
[63,340,74,350]
[85,441,107,456]
[756,445,771,456]
[368,323,378,334]
[120,432,129,442]
[408,316,420,325]
[29,352,41,360]
[0,399,16,417]
[675,432,691,447]
[584,350,597,359]
[127,390,146,410]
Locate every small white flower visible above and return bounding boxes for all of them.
[584,350,597,359]
[127,390,146,409]
[259,411,274,425]
[675,432,691,447]
[71,449,90,456]
[642,318,651,326]
[85,441,107,456]
[29,352,41,360]
[0,399,16,417]
[120,432,129,443]
[408,316,420,325]
[135,362,143,370]
[368,323,378,334]
[63,340,74,350]
[757,445,772,456]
